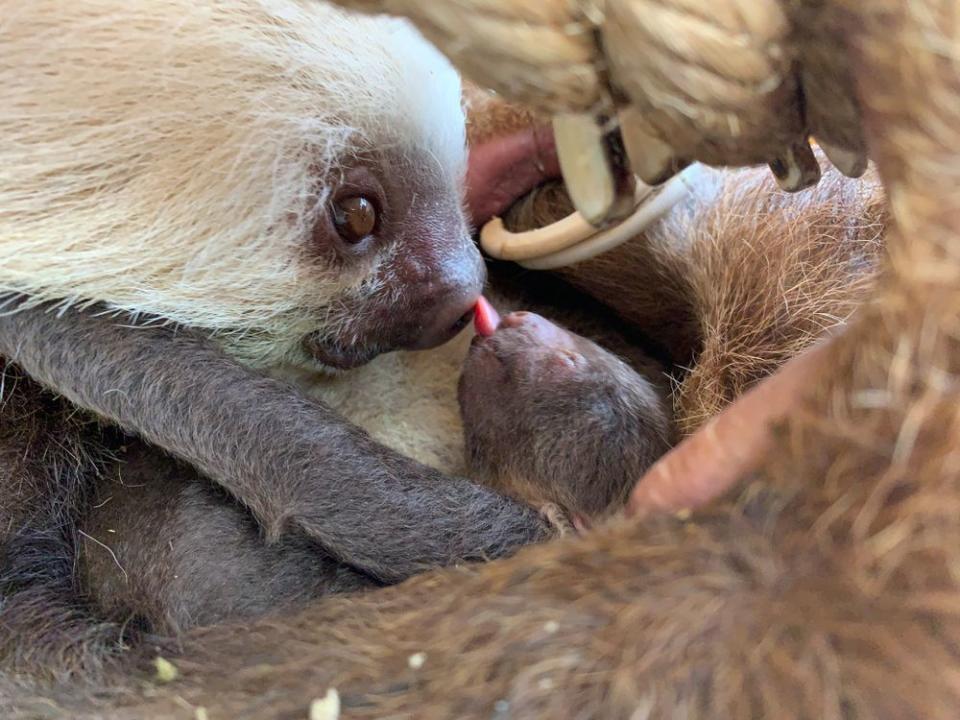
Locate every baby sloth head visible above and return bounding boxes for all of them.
[458,307,673,524]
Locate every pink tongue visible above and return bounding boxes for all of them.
[474,296,501,337]
[465,125,561,227]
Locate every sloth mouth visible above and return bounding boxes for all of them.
[301,334,382,371]
[465,124,561,228]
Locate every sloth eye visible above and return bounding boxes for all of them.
[332,195,377,244]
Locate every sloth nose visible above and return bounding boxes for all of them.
[499,311,577,349]
[409,284,482,350]
[408,254,486,351]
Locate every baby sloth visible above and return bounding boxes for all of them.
[460,301,672,527]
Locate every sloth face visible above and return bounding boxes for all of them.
[458,311,672,520]
[1,0,477,372]
[297,148,484,371]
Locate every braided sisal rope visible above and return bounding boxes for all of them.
[603,0,803,167]
[329,0,866,187]
[330,0,605,112]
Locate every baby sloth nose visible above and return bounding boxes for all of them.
[499,311,579,351]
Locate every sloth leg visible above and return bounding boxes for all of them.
[77,441,376,634]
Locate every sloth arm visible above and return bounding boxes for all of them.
[0,301,549,582]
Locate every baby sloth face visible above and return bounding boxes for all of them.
[458,303,673,525]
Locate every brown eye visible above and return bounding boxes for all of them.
[332,196,376,244]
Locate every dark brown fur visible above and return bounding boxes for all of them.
[78,447,373,634]
[0,361,129,681]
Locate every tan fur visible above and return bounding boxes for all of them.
[463,84,548,145]
[554,160,887,434]
[279,332,474,473]
[0,0,465,368]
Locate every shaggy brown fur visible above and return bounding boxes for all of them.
[5,77,896,720]
[0,361,129,681]
[503,160,887,435]
[79,445,373,632]
[8,1,955,716]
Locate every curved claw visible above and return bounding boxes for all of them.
[819,140,869,178]
[479,165,705,270]
[769,138,822,191]
[552,113,635,226]
[619,107,689,186]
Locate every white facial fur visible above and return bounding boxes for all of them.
[0,0,467,368]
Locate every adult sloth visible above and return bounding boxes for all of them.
[0,0,555,676]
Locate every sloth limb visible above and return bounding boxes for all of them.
[73,280,673,634]
[0,302,549,583]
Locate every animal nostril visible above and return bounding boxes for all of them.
[500,311,529,329]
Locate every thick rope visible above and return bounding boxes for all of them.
[603,0,803,168]
[329,0,605,113]
[328,0,867,186]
